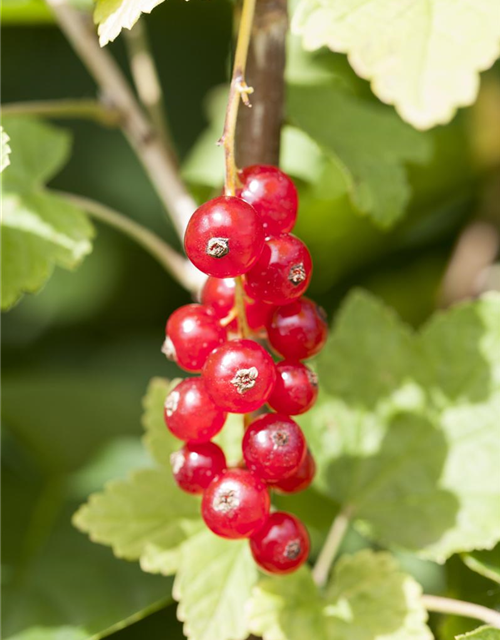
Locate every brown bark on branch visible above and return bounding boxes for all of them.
[236,0,288,167]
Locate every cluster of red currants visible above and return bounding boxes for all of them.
[162,165,328,574]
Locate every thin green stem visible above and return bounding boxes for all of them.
[2,99,121,126]
[312,508,352,587]
[57,191,204,293]
[422,595,500,628]
[221,0,257,196]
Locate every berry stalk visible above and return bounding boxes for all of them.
[220,0,257,196]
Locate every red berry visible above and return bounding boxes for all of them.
[271,450,316,494]
[268,361,318,415]
[245,298,275,331]
[242,413,306,482]
[164,304,226,372]
[237,165,298,235]
[202,468,270,538]
[171,442,226,494]
[202,339,277,413]
[250,512,310,574]
[267,298,328,360]
[164,378,226,442]
[245,234,312,305]
[201,277,236,319]
[184,196,264,277]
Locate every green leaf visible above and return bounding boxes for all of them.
[292,0,500,130]
[1,125,11,172]
[287,84,432,227]
[2,430,170,640]
[2,117,71,192]
[73,467,203,576]
[174,529,258,640]
[6,626,88,640]
[94,0,165,47]
[300,290,500,562]
[456,628,500,640]
[462,545,500,584]
[1,0,92,24]
[248,550,431,640]
[1,117,94,310]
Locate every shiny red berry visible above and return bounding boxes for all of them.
[164,304,226,372]
[171,442,226,494]
[267,298,328,360]
[271,450,316,494]
[245,298,275,331]
[202,339,277,413]
[249,512,310,574]
[268,361,318,415]
[202,468,270,538]
[201,277,236,319]
[242,413,306,482]
[184,196,264,277]
[237,165,298,235]
[245,234,312,305]
[164,378,226,442]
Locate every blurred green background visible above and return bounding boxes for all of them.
[2,0,500,638]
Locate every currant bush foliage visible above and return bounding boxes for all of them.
[300,290,500,562]
[457,628,500,640]
[74,292,500,640]
[287,84,431,227]
[292,0,500,129]
[1,118,94,310]
[248,551,431,640]
[462,544,500,584]
[94,0,164,46]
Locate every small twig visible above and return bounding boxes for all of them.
[234,276,250,337]
[2,99,121,127]
[236,0,288,167]
[45,0,196,240]
[124,20,175,157]
[58,191,204,293]
[422,595,500,628]
[220,0,257,196]
[312,508,352,588]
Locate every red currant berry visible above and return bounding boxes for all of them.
[245,298,275,331]
[267,298,328,360]
[201,277,236,319]
[202,468,270,538]
[202,339,277,413]
[237,165,298,235]
[164,304,226,372]
[249,512,310,574]
[242,413,306,482]
[164,378,227,442]
[171,442,226,494]
[268,361,318,415]
[184,196,264,277]
[271,450,316,494]
[245,234,312,305]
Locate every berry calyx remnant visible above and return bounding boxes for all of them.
[162,165,327,574]
[184,196,264,278]
[242,413,307,482]
[202,468,270,538]
[250,511,310,574]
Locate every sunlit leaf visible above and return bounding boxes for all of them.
[292,0,500,129]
